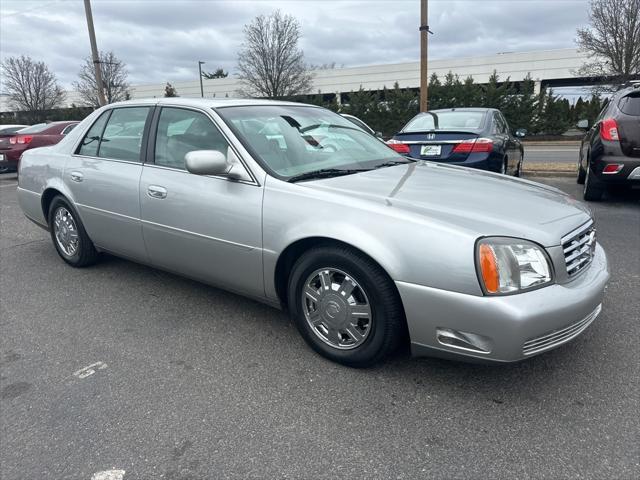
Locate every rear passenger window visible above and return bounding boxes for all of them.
[78,112,110,157]
[618,94,640,116]
[154,107,229,170]
[99,107,150,162]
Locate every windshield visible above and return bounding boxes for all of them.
[217,105,404,179]
[17,123,50,134]
[403,111,486,132]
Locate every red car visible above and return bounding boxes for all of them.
[0,121,79,173]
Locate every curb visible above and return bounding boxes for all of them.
[523,141,581,147]
[524,170,576,178]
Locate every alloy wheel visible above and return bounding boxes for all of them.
[302,267,372,350]
[53,207,79,257]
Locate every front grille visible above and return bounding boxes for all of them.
[562,222,596,277]
[522,304,601,356]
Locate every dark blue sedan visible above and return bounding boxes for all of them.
[388,108,525,175]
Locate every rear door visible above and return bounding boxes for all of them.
[495,112,520,171]
[66,106,152,260]
[139,106,264,297]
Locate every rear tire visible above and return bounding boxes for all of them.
[48,196,99,267]
[287,245,406,367]
[577,156,586,184]
[583,166,604,201]
[515,154,523,177]
[500,157,508,175]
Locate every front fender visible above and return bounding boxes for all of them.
[262,177,483,302]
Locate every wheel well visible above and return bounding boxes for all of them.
[41,188,63,222]
[274,237,395,308]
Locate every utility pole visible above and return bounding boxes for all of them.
[419,0,430,112]
[83,0,106,106]
[198,61,205,97]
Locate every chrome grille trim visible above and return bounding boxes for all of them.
[522,304,601,356]
[561,221,596,277]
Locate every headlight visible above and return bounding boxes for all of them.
[476,237,553,295]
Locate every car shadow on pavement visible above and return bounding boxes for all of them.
[94,252,600,404]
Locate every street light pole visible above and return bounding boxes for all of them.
[198,61,205,98]
[419,0,430,112]
[83,0,107,106]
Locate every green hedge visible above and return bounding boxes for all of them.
[291,71,604,138]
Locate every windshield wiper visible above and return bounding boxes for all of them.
[299,123,362,134]
[373,159,415,169]
[287,168,368,183]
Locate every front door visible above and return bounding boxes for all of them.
[66,106,152,260]
[139,106,264,297]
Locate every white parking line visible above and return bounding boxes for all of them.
[73,362,108,379]
[91,470,125,480]
[0,183,18,188]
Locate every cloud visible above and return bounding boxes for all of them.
[0,0,590,89]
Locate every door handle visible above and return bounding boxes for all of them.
[147,185,167,199]
[70,171,83,182]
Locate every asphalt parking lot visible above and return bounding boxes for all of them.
[1,173,638,480]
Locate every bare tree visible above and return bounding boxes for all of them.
[237,10,313,98]
[1,55,65,122]
[74,51,129,107]
[576,0,640,82]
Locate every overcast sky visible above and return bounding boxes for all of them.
[0,0,590,89]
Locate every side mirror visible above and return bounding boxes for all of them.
[185,150,230,176]
[577,119,589,129]
[375,131,384,138]
[515,128,527,138]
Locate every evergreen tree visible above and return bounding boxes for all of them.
[164,82,178,97]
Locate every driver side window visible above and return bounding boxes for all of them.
[154,107,229,170]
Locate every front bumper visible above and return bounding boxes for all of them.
[397,243,609,363]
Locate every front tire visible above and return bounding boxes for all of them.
[48,196,99,267]
[287,245,406,367]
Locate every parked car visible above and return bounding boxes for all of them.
[17,99,608,367]
[0,124,29,135]
[0,121,78,173]
[388,107,525,176]
[577,83,640,200]
[0,125,30,173]
[340,113,383,140]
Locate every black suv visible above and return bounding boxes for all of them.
[577,83,640,200]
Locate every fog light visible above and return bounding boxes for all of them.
[436,328,493,354]
[603,163,623,174]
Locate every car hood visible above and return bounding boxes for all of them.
[302,161,592,247]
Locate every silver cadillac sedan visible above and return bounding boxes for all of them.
[17,98,609,367]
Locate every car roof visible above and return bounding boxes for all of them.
[426,108,495,113]
[107,97,316,109]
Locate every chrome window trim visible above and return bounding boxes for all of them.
[150,103,261,186]
[71,104,153,153]
[142,163,259,187]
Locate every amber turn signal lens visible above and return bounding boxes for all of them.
[479,244,499,293]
